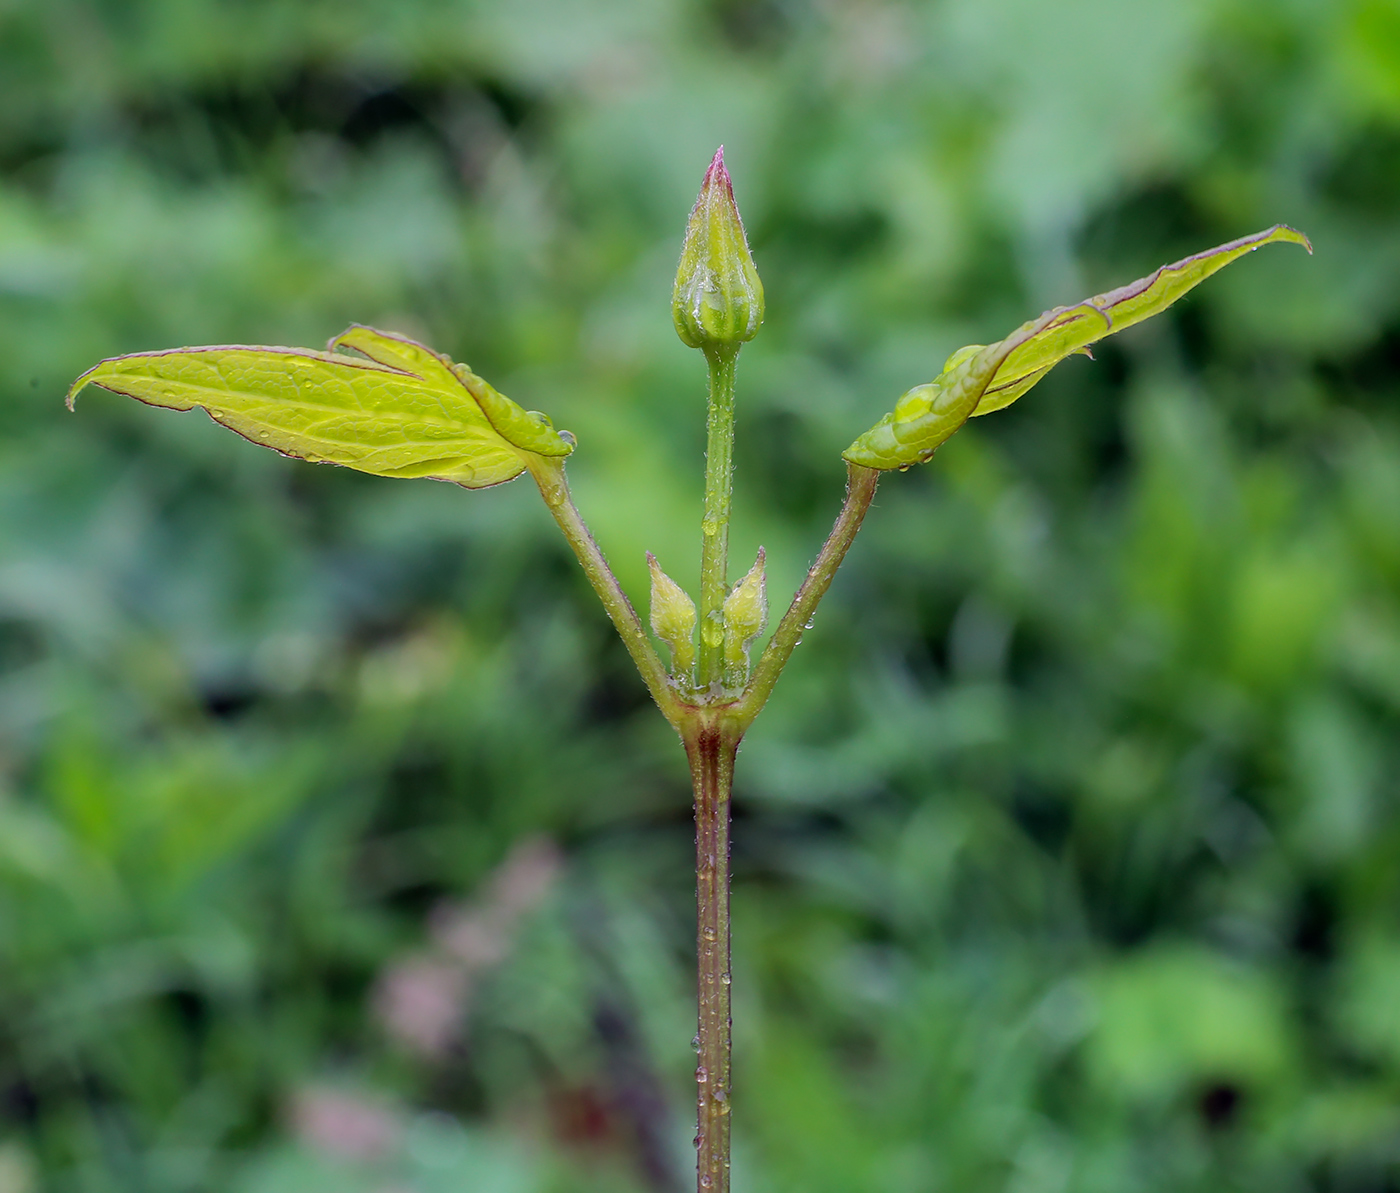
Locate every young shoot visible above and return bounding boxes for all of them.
[67,146,1310,1193]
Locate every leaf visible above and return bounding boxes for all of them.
[68,326,574,490]
[844,225,1312,470]
[841,308,1066,470]
[327,325,574,459]
[973,224,1312,416]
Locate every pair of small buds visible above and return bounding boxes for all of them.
[648,551,768,685]
[672,147,765,352]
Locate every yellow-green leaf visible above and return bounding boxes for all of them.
[328,325,574,459]
[972,224,1311,417]
[327,323,465,392]
[68,327,574,489]
[841,308,1065,470]
[844,225,1311,471]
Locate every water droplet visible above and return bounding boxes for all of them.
[701,618,724,648]
[721,972,731,986]
[691,1034,701,1052]
[693,1134,702,1150]
[714,1086,728,1103]
[702,518,719,537]
[696,1065,709,1083]
[804,618,815,630]
[701,1176,713,1189]
[702,927,717,942]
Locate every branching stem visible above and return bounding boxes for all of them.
[733,462,880,731]
[531,414,880,1193]
[526,455,681,726]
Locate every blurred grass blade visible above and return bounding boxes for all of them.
[68,328,574,489]
[844,225,1311,470]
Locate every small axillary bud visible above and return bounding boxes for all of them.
[672,147,765,351]
[721,547,768,682]
[647,553,698,678]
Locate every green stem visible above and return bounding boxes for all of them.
[686,717,738,1193]
[698,344,740,691]
[733,462,880,731]
[526,455,681,726]
[532,388,878,1193]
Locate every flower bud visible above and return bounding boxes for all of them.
[647,553,697,676]
[672,147,765,351]
[722,547,767,680]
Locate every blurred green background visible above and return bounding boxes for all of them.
[1,0,1397,1190]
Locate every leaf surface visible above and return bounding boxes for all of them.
[972,224,1312,416]
[842,309,1064,470]
[69,328,574,489]
[844,225,1311,470]
[328,324,574,459]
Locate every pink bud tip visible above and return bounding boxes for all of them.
[704,146,733,198]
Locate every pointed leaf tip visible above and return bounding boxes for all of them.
[844,223,1312,470]
[1270,223,1312,254]
[66,328,574,489]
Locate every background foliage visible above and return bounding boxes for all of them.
[1,0,1398,1190]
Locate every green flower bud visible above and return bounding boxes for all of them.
[647,552,697,676]
[722,547,767,682]
[672,147,765,351]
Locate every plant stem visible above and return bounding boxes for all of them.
[685,717,738,1193]
[533,440,879,1193]
[526,455,680,726]
[698,344,740,690]
[734,462,880,731]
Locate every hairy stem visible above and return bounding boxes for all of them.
[698,344,740,690]
[527,455,680,725]
[686,719,738,1193]
[734,462,880,730]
